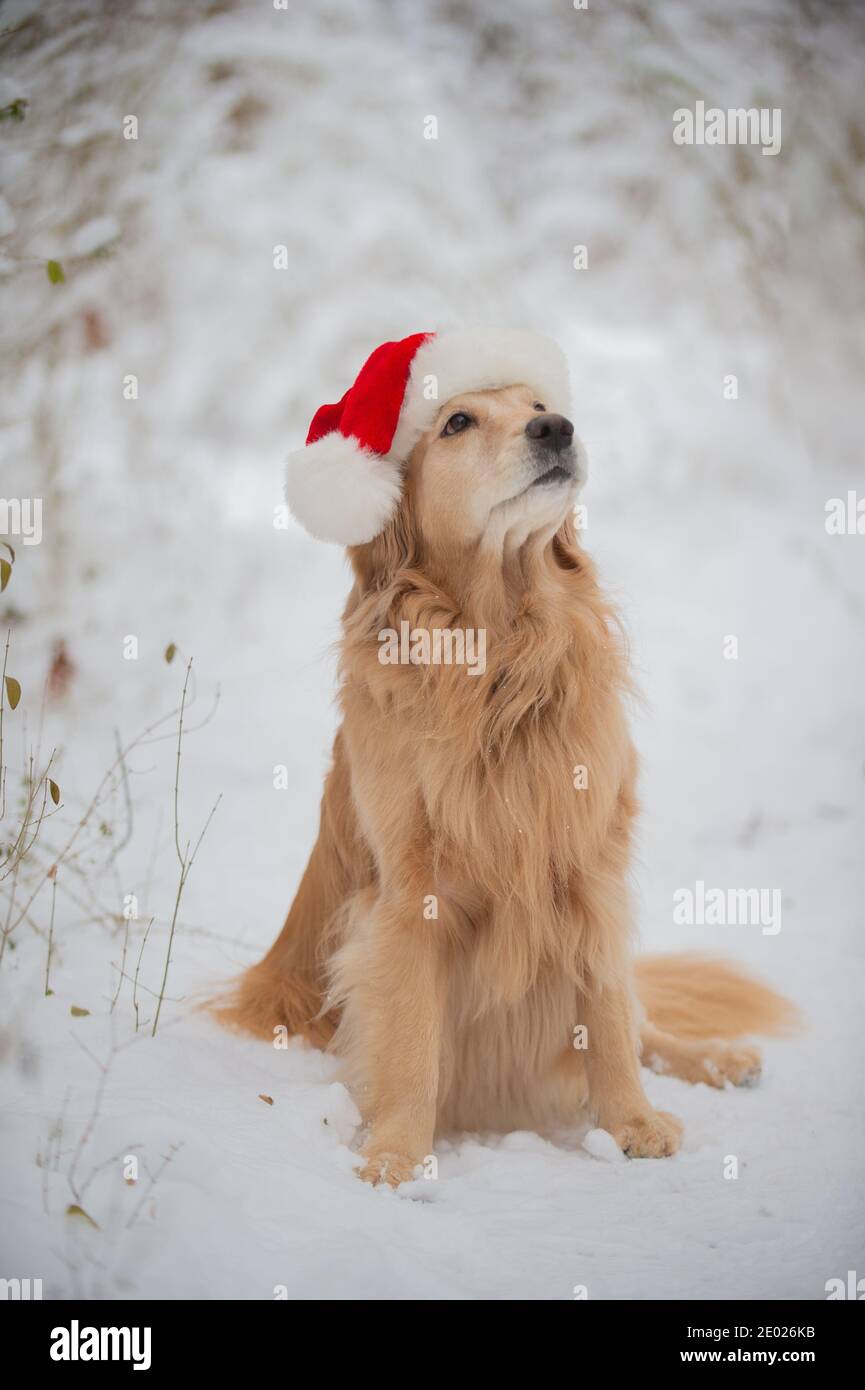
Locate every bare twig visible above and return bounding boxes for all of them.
[125,1141,184,1229]
[151,792,220,1038]
[133,917,154,1033]
[2,698,192,945]
[1,747,59,882]
[44,870,56,995]
[0,628,10,820]
[104,728,134,867]
[109,908,130,1013]
[67,1044,112,1205]
[151,662,220,1038]
[173,660,192,870]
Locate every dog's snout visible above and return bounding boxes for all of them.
[525,413,575,450]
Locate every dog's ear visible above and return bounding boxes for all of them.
[348,480,420,593]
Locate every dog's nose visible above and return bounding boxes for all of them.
[525,413,575,450]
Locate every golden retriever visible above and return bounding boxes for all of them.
[217,369,797,1186]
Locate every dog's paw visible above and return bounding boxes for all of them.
[610,1109,683,1159]
[701,1041,762,1089]
[357,1150,420,1188]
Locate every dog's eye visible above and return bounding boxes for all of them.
[441,411,473,437]
[533,402,546,412]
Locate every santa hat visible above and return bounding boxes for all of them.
[285,328,572,545]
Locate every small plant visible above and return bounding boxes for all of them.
[0,97,28,122]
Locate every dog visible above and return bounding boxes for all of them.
[216,330,798,1186]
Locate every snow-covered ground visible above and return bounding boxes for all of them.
[1,0,863,1299]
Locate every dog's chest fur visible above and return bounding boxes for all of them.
[342,565,636,1019]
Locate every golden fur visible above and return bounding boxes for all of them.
[215,384,799,1185]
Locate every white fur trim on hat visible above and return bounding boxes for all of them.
[390,328,572,462]
[285,431,403,546]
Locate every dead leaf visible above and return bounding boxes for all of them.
[66,1203,100,1229]
[4,675,21,710]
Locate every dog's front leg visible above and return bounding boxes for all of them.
[348,885,447,1188]
[582,980,682,1158]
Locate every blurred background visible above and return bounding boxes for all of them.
[0,0,863,1300]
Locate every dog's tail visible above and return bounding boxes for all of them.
[635,953,802,1040]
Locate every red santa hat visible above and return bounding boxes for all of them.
[285,328,572,545]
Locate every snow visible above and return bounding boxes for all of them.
[582,1129,627,1165]
[68,215,120,258]
[1,0,864,1300]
